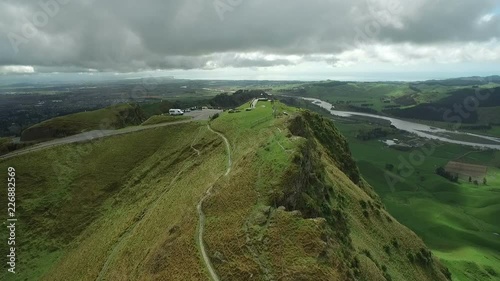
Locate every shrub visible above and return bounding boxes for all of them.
[391,238,399,249]
[210,113,220,120]
[416,248,433,266]
[385,163,395,171]
[436,167,459,182]
[363,210,369,218]
[383,245,391,255]
[407,253,415,262]
[359,200,367,209]
[485,266,497,276]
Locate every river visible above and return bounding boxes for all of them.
[303,98,500,150]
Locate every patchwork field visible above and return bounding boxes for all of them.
[331,118,500,281]
[444,161,488,181]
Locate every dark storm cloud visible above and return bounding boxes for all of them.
[0,0,498,72]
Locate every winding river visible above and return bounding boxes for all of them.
[303,98,500,150]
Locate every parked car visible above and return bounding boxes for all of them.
[184,108,191,112]
[169,109,184,116]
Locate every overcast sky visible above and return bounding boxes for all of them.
[0,0,499,81]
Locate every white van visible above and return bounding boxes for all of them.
[169,109,184,116]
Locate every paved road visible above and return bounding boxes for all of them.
[251,98,259,109]
[0,109,222,160]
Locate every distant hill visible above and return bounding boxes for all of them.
[20,103,146,141]
[138,89,271,117]
[1,101,451,280]
[384,87,500,124]
[209,89,270,108]
[416,75,500,87]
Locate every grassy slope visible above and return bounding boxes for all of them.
[333,119,500,281]
[141,114,190,126]
[206,102,450,280]
[20,103,146,141]
[0,137,10,154]
[0,122,227,280]
[1,100,451,280]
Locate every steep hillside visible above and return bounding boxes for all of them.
[20,103,146,141]
[205,104,451,280]
[1,122,227,280]
[1,101,451,280]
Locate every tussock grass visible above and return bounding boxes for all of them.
[0,122,226,280]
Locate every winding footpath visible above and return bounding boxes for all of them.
[197,124,232,281]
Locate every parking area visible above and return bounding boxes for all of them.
[185,109,222,120]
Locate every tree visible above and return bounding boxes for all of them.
[385,163,395,171]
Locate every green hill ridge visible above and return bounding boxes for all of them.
[1,101,451,280]
[20,103,146,142]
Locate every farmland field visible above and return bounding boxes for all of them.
[327,116,500,281]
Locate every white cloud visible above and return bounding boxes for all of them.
[478,13,495,24]
[0,65,35,74]
[0,0,498,76]
[331,41,500,67]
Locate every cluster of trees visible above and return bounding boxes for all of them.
[436,167,459,182]
[357,127,393,141]
[436,167,488,185]
[209,90,270,108]
[468,176,487,186]
[393,95,417,106]
[459,124,493,131]
[347,105,379,114]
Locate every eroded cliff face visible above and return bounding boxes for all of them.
[270,111,452,281]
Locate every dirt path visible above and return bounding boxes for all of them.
[196,124,232,281]
[96,125,218,281]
